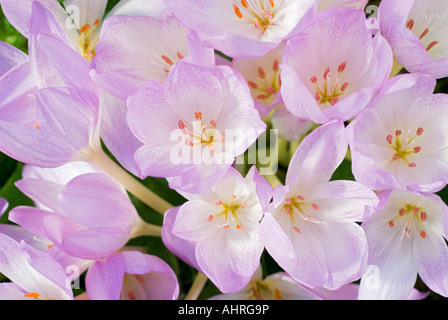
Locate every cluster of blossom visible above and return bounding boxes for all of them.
[0,0,447,301]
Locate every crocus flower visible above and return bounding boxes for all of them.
[85,250,179,300]
[0,233,73,300]
[10,171,155,261]
[358,189,448,300]
[281,7,393,124]
[162,0,318,59]
[231,42,285,116]
[91,12,215,100]
[168,166,272,293]
[1,0,169,62]
[127,61,266,194]
[347,73,448,193]
[379,0,448,79]
[260,120,379,290]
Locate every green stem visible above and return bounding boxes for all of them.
[184,272,208,300]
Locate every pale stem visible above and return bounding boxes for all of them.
[264,172,283,188]
[131,220,163,238]
[184,272,208,300]
[86,148,173,215]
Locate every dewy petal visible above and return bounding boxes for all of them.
[286,119,347,187]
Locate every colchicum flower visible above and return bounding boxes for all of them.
[91,12,215,100]
[281,7,392,124]
[168,166,272,293]
[380,0,448,79]
[261,120,379,289]
[347,73,448,193]
[162,0,318,59]
[127,61,266,194]
[1,0,168,62]
[0,233,73,300]
[358,189,448,299]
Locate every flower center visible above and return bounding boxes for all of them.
[309,62,349,107]
[207,195,246,230]
[386,127,423,168]
[281,194,323,235]
[121,273,146,300]
[78,19,101,62]
[250,280,282,300]
[406,14,440,52]
[178,112,224,153]
[151,52,185,77]
[248,60,281,104]
[388,203,428,239]
[232,0,277,38]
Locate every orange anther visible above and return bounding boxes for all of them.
[233,4,243,18]
[80,24,90,33]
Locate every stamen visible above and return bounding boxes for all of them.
[161,55,174,66]
[330,97,339,105]
[269,0,275,7]
[414,146,421,153]
[426,41,439,51]
[315,92,321,101]
[420,230,427,239]
[25,292,40,299]
[293,226,301,234]
[340,82,349,91]
[35,124,40,130]
[406,19,415,30]
[408,162,417,168]
[296,195,305,201]
[208,215,214,221]
[241,0,248,8]
[216,201,222,206]
[421,211,427,222]
[338,62,347,73]
[94,19,101,27]
[210,119,216,128]
[416,127,424,136]
[399,208,405,216]
[194,112,202,120]
[177,52,184,59]
[419,28,429,40]
[312,203,320,210]
[386,134,393,144]
[395,130,402,136]
[258,67,266,79]
[255,17,261,28]
[248,81,258,89]
[323,67,330,80]
[273,60,279,72]
[310,76,318,84]
[388,220,394,228]
[237,224,244,230]
[261,10,272,20]
[275,288,282,300]
[233,4,243,18]
[80,24,90,33]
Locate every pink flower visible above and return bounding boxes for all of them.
[281,7,393,124]
[162,0,318,59]
[347,73,448,193]
[0,233,73,300]
[359,189,448,299]
[169,166,272,293]
[127,61,266,194]
[380,0,448,79]
[1,0,169,62]
[91,13,215,100]
[260,120,379,289]
[85,250,179,300]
